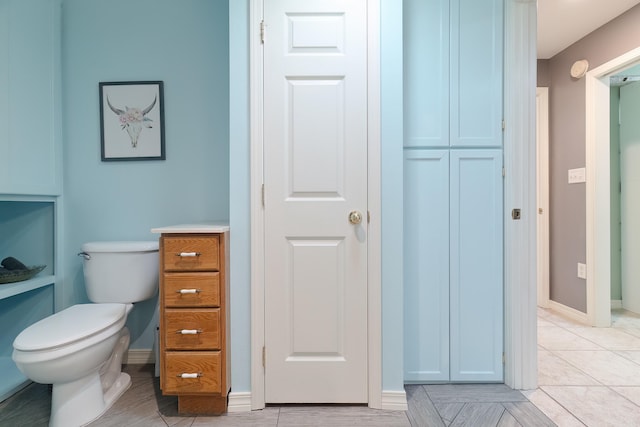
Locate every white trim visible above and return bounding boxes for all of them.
[249,0,382,409]
[503,0,538,390]
[367,0,382,410]
[586,46,640,327]
[227,392,253,413]
[536,87,550,309]
[611,300,623,310]
[124,349,154,365]
[249,0,265,411]
[547,300,590,325]
[380,391,408,411]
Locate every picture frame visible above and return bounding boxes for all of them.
[99,81,165,161]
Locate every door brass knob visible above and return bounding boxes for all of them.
[349,210,363,225]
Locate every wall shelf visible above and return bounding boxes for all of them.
[0,275,55,301]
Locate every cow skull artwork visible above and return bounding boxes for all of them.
[106,96,157,148]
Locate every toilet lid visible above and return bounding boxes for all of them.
[13,304,126,351]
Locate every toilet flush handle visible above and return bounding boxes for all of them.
[77,252,91,260]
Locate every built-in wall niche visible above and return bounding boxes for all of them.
[0,285,54,402]
[0,201,54,277]
[0,199,57,402]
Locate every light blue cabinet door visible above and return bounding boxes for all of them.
[450,0,503,148]
[0,0,61,195]
[450,149,503,381]
[403,150,450,382]
[403,0,449,148]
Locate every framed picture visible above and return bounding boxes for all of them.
[99,81,165,161]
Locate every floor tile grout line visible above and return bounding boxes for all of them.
[604,385,640,409]
[534,387,588,427]
[543,349,608,388]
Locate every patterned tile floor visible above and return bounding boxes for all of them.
[0,365,551,426]
[5,307,639,426]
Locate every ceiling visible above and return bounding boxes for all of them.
[537,0,640,59]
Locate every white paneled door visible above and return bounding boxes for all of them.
[263,0,369,403]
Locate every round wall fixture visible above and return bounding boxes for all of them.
[570,59,589,79]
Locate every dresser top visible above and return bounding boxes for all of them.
[151,222,230,234]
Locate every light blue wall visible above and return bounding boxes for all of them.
[61,0,230,349]
[228,0,406,394]
[380,0,405,392]
[228,0,252,397]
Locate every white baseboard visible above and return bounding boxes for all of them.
[125,349,155,365]
[547,300,589,325]
[225,390,406,412]
[380,390,408,411]
[228,392,252,412]
[611,300,623,309]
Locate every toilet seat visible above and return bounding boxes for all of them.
[14,303,126,353]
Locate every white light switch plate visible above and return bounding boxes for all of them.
[568,168,586,184]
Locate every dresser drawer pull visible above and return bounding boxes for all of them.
[176,252,201,257]
[178,373,202,379]
[177,329,203,335]
[177,289,202,294]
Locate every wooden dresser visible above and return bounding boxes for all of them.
[152,223,230,414]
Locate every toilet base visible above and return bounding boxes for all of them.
[48,328,133,427]
[49,371,131,427]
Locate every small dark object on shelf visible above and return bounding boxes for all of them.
[2,256,28,271]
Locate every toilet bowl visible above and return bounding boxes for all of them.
[12,241,158,427]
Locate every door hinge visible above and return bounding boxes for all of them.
[502,352,505,365]
[502,119,506,131]
[262,346,266,367]
[261,184,265,208]
[367,211,371,224]
[260,20,265,44]
[502,167,505,178]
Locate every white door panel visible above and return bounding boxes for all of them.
[264,0,368,403]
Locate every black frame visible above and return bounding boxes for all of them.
[99,81,165,161]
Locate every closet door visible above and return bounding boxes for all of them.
[403,0,449,148]
[450,0,503,148]
[450,149,503,381]
[404,150,450,382]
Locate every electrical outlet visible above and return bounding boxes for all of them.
[568,168,586,184]
[577,263,587,279]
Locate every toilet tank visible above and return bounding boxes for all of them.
[81,241,159,303]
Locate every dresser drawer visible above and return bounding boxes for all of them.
[163,351,222,394]
[163,272,220,307]
[163,236,219,271]
[164,309,221,350]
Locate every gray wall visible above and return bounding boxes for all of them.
[537,59,550,87]
[544,4,640,312]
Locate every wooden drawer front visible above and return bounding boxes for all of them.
[164,351,221,394]
[163,236,219,271]
[164,272,220,307]
[165,309,221,350]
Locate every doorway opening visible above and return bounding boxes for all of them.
[586,46,640,327]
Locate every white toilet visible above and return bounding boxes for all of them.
[12,241,159,427]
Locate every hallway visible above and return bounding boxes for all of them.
[527,307,640,425]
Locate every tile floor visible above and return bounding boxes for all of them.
[0,367,552,426]
[528,307,640,426]
[3,307,640,426]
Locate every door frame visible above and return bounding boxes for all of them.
[248,0,382,410]
[536,87,550,308]
[585,45,640,327]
